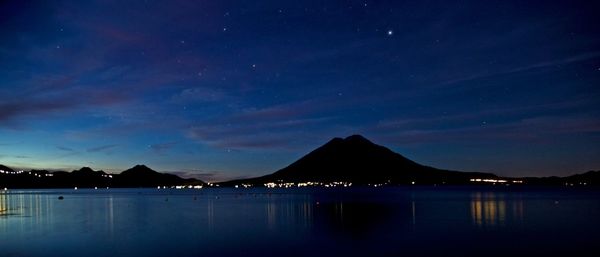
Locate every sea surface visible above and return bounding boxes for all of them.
[1,186,599,257]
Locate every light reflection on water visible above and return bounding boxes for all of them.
[266,196,313,230]
[471,192,505,227]
[0,188,599,257]
[470,191,525,228]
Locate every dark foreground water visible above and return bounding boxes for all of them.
[1,187,599,257]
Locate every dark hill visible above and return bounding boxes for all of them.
[65,167,110,188]
[567,171,600,185]
[0,164,203,188]
[72,167,106,176]
[525,170,600,186]
[114,164,201,187]
[0,164,15,173]
[222,135,497,185]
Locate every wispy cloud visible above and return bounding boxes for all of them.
[56,146,75,152]
[0,87,131,128]
[148,142,178,154]
[376,97,599,131]
[438,51,600,87]
[86,144,119,153]
[170,87,227,104]
[165,169,250,183]
[0,155,30,159]
[0,101,78,125]
[187,116,333,150]
[374,115,600,145]
[181,96,344,150]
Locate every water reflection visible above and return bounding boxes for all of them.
[207,198,214,230]
[0,189,598,257]
[512,199,523,224]
[471,192,523,227]
[107,195,114,235]
[0,191,25,217]
[411,200,416,227]
[266,196,313,230]
[1,190,525,233]
[0,191,120,235]
[0,192,7,215]
[1,191,54,237]
[312,201,405,238]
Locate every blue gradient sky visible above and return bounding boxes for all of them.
[1,0,599,181]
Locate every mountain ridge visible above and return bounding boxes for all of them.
[0,164,203,189]
[218,135,600,186]
[220,135,498,186]
[1,135,599,188]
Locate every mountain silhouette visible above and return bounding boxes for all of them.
[525,170,600,186]
[566,171,600,186]
[1,136,599,188]
[222,135,497,185]
[0,164,203,189]
[72,167,107,176]
[0,164,15,173]
[114,164,197,187]
[52,167,112,188]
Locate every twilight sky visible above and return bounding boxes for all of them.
[1,0,599,181]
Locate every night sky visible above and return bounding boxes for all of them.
[1,0,599,181]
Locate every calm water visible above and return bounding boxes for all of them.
[1,187,599,257]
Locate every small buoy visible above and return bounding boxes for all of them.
[554,200,559,204]
[193,197,197,200]
[165,198,168,201]
[58,196,64,200]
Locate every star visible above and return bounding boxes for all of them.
[387,30,393,36]
[223,27,228,31]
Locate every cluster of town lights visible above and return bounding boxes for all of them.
[0,169,25,175]
[263,181,353,188]
[470,178,523,184]
[1,169,55,177]
[157,185,204,189]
